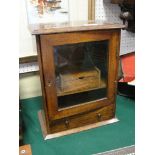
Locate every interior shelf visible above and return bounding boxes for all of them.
[56,79,106,97]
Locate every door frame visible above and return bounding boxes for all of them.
[40,30,120,120]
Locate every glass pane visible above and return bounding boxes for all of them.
[54,40,109,109]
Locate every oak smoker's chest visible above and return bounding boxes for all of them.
[30,21,124,139]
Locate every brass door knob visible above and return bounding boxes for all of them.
[47,81,52,87]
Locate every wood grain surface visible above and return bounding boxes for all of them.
[29,20,125,35]
[34,23,122,137]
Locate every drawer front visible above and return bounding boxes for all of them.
[49,104,115,133]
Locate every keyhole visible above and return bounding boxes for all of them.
[79,76,84,80]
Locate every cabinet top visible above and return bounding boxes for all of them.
[29,20,125,35]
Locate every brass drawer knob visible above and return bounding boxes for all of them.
[97,113,102,121]
[65,120,69,128]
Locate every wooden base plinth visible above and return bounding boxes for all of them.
[38,110,119,140]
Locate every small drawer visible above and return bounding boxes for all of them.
[49,104,115,133]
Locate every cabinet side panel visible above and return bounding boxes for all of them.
[107,30,120,101]
[36,35,50,132]
[113,30,121,115]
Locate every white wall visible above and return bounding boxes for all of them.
[69,0,88,22]
[95,0,135,55]
[19,0,88,58]
[19,73,42,99]
[20,0,89,99]
[19,0,37,57]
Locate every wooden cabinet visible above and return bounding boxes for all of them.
[29,21,124,139]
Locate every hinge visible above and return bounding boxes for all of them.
[116,47,119,59]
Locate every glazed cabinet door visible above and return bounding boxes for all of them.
[39,30,120,120]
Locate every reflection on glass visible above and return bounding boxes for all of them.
[54,40,109,108]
